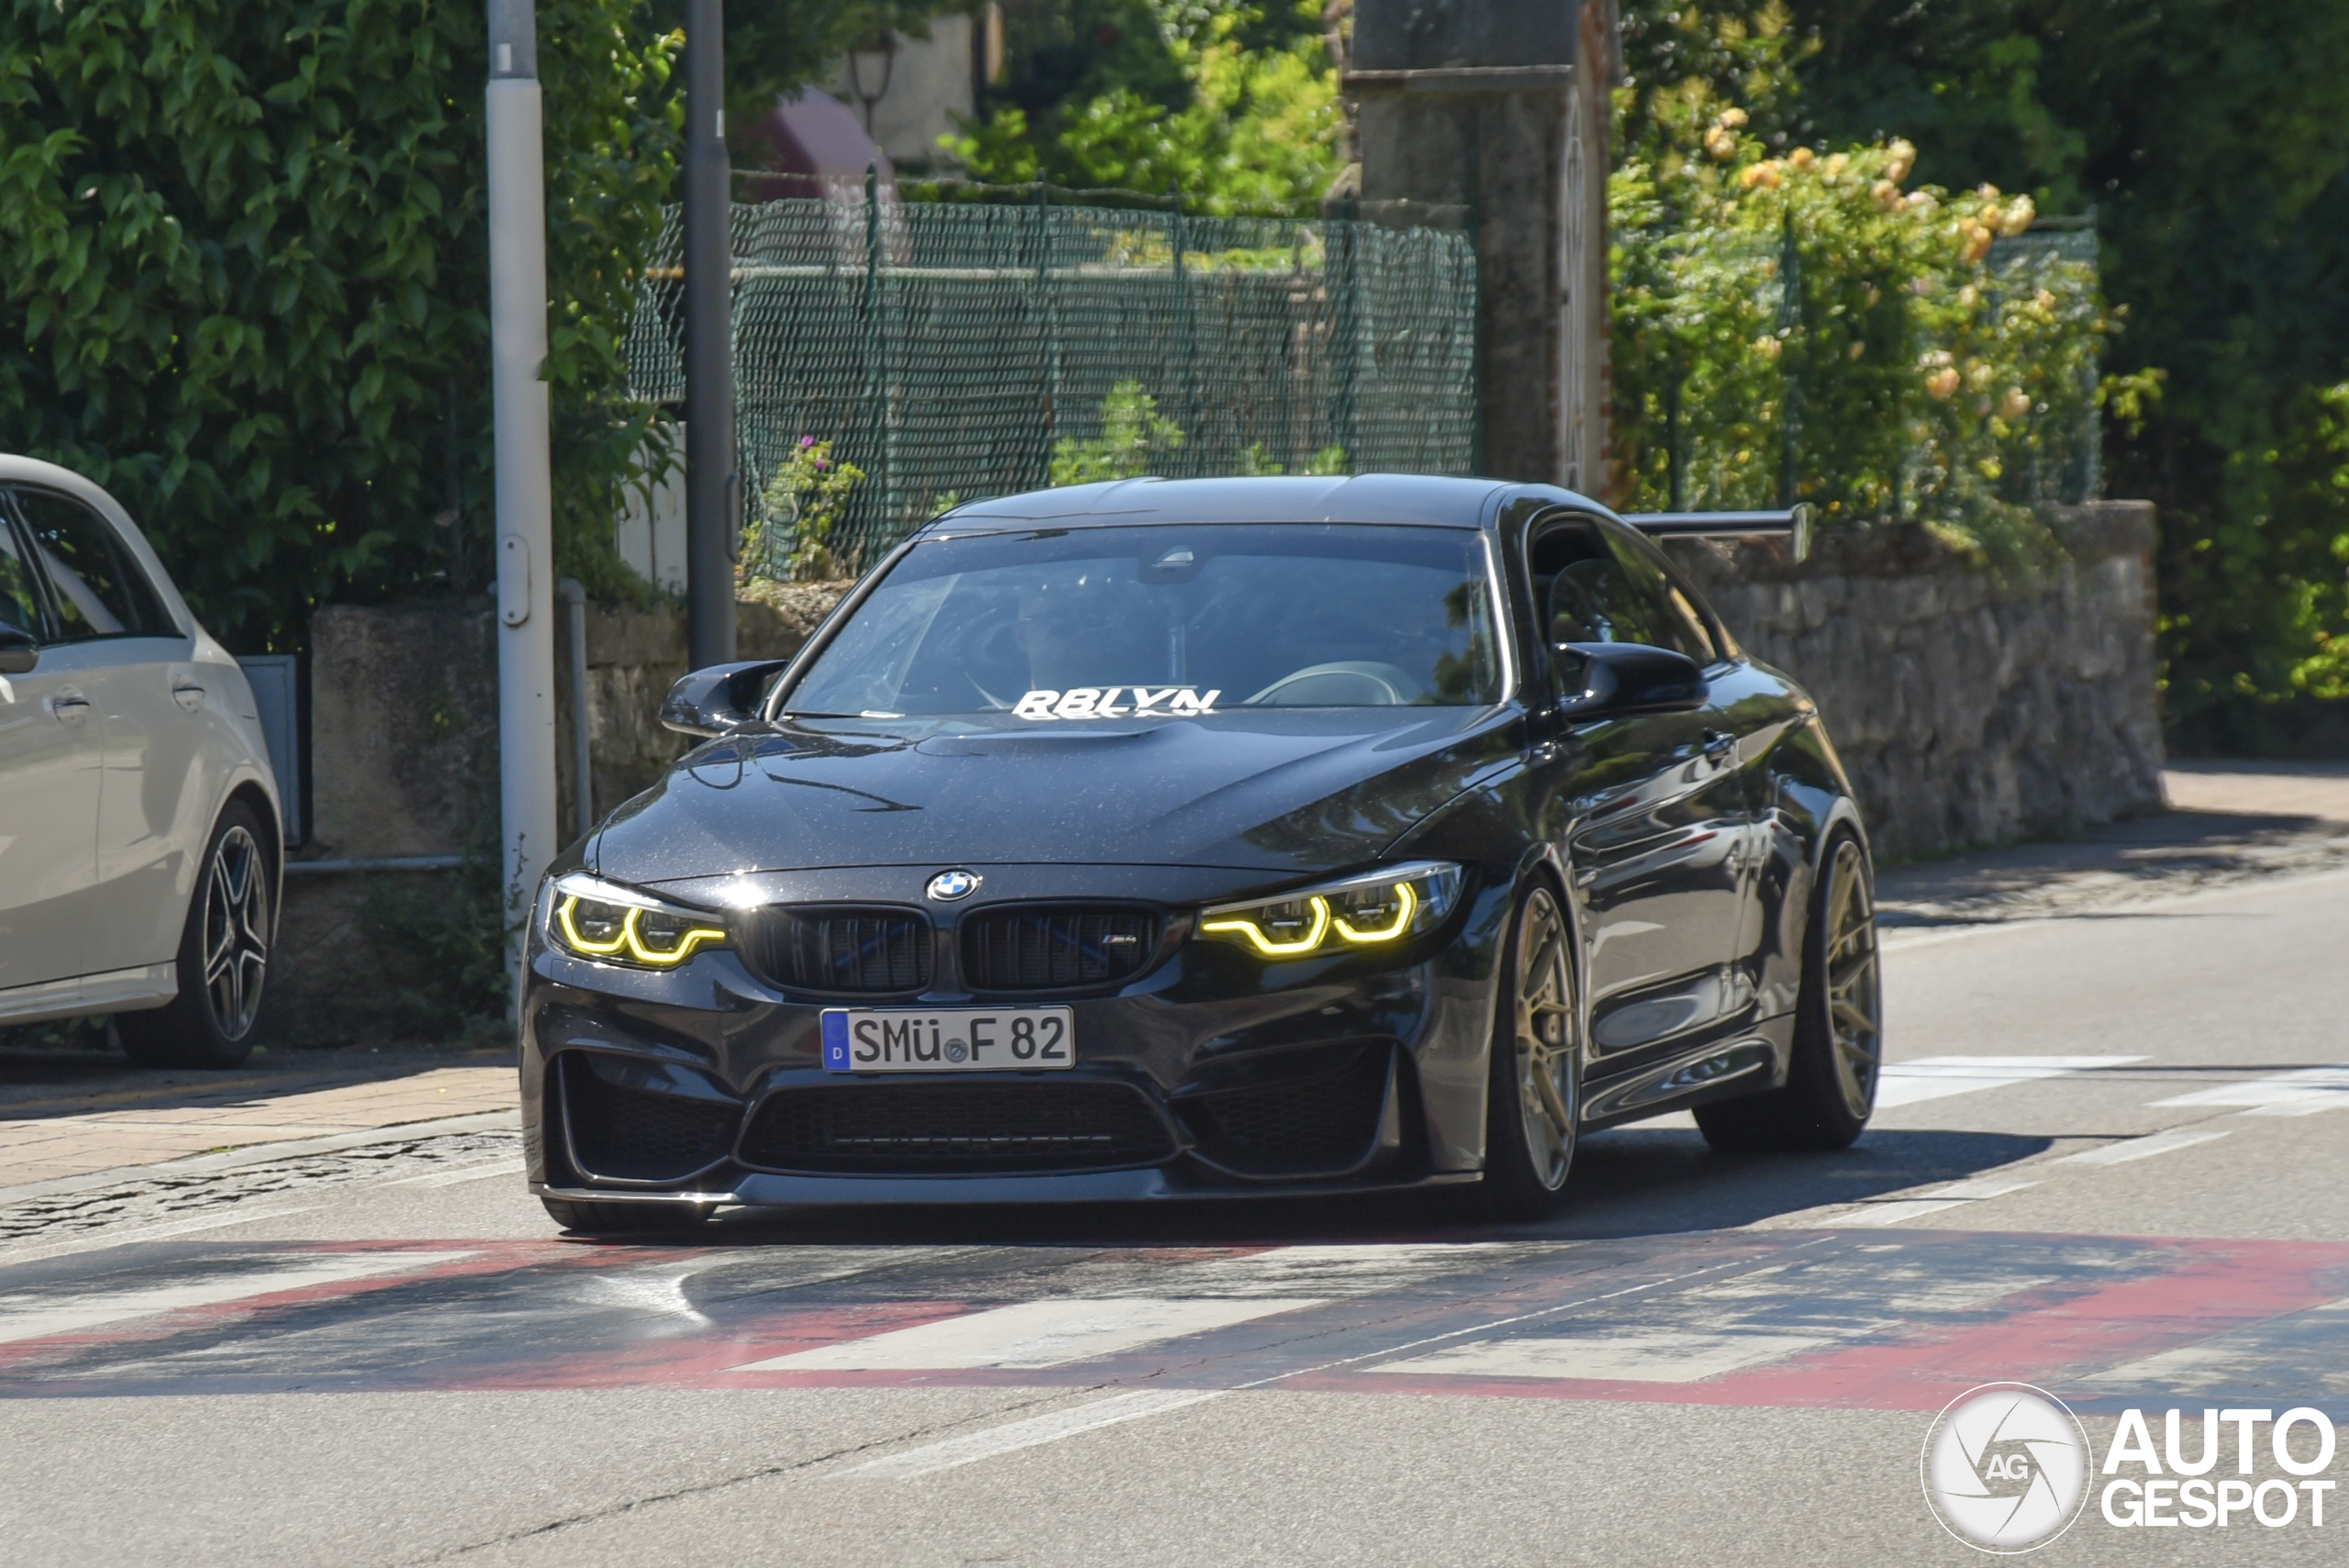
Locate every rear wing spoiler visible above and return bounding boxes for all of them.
[1623,506,1813,564]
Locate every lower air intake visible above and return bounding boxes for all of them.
[1175,1045,1393,1177]
[739,1081,1176,1173]
[560,1055,741,1183]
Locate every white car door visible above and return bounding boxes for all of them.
[12,485,210,980]
[0,501,99,1002]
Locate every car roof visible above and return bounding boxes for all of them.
[925,473,1520,532]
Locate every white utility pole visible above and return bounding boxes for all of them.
[487,0,559,993]
[684,0,738,671]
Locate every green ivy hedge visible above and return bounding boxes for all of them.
[0,0,680,649]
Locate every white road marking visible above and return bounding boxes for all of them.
[1873,1055,2145,1108]
[1162,1242,1541,1296]
[1919,1177,2040,1200]
[1839,1198,1973,1227]
[2056,1128,2232,1165]
[831,1242,1842,1477]
[1368,1330,1827,1384]
[2093,1296,2349,1392]
[729,1296,1326,1372]
[0,1250,475,1344]
[2149,1065,2349,1116]
[839,1389,1227,1480]
[386,1160,526,1188]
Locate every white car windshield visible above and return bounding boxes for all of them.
[785,523,1503,719]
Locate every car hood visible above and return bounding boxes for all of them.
[593,708,1521,887]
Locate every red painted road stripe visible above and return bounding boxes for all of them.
[0,1241,575,1369]
[1290,1235,2349,1410]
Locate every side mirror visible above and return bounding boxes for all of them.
[1553,641,1707,721]
[0,626,38,676]
[660,659,790,737]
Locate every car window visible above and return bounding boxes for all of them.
[12,486,175,642]
[1526,518,1716,670]
[787,523,1503,717]
[0,515,44,642]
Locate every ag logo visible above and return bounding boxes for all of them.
[1921,1383,2093,1553]
[926,869,982,902]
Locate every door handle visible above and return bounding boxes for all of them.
[48,692,91,727]
[173,682,205,712]
[1701,728,1736,758]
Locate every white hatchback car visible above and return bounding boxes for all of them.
[0,456,283,1066]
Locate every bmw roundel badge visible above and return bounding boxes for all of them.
[926,869,982,902]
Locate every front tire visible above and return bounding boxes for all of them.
[1467,882,1584,1221]
[1695,831,1882,1151]
[118,802,274,1069]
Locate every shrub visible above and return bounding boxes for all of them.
[1612,108,2112,560]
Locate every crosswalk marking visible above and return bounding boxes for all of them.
[2149,1065,2349,1116]
[2057,1128,2232,1165]
[1873,1054,2144,1108]
[728,1296,1326,1372]
[839,1389,1227,1480]
[0,1251,475,1345]
[1368,1330,1828,1384]
[1162,1242,1541,1296]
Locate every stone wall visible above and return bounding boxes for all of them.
[1665,501,2165,862]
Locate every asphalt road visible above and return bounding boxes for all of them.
[3,866,2345,1566]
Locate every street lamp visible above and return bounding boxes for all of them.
[846,30,900,136]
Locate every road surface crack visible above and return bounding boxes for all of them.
[402,1386,1112,1562]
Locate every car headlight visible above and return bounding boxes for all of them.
[547,873,729,968]
[1197,862,1463,959]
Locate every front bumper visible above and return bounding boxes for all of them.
[518,867,1512,1207]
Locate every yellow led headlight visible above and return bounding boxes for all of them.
[547,874,728,968]
[1197,862,1461,960]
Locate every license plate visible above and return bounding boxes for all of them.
[821,1007,1074,1073]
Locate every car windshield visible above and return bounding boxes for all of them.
[785,523,1503,719]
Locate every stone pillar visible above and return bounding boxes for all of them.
[1345,0,1621,495]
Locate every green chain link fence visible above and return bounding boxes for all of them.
[626,189,1479,572]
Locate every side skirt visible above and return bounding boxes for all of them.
[1578,1012,1795,1132]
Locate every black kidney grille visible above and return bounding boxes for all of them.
[561,1057,740,1183]
[740,1082,1175,1173]
[962,906,1159,992]
[1175,1048,1392,1177]
[750,907,931,994]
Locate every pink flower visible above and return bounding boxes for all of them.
[799,435,816,448]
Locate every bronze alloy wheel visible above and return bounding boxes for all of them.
[1693,828,1883,1151]
[1469,882,1583,1218]
[1511,886,1580,1189]
[201,825,272,1040]
[1820,836,1884,1119]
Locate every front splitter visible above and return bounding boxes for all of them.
[537,1168,1480,1207]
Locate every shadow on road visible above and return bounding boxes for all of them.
[627,1125,2052,1254]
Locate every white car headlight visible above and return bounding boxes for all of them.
[1197,862,1463,959]
[546,873,729,969]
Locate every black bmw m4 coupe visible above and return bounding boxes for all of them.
[520,474,1884,1232]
